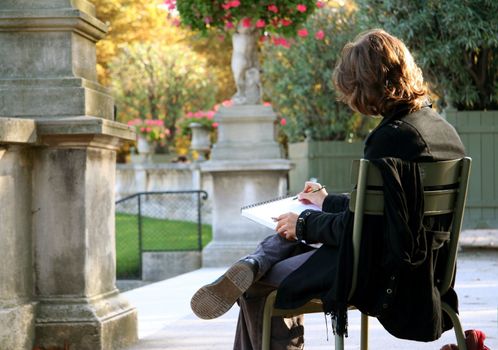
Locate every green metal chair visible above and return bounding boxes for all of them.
[262,157,472,350]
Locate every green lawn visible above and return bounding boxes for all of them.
[115,213,212,278]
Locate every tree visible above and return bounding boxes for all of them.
[357,0,498,110]
[91,0,235,104]
[90,0,184,86]
[109,41,217,148]
[262,4,372,142]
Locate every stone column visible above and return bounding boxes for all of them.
[0,0,138,348]
[201,105,291,266]
[0,119,37,350]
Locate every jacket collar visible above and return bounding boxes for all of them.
[364,102,432,146]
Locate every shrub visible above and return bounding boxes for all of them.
[262,5,372,142]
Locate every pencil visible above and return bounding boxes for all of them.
[292,186,326,200]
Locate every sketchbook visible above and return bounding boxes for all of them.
[241,196,321,230]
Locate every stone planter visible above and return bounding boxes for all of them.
[288,139,363,194]
[446,110,498,229]
[189,122,211,161]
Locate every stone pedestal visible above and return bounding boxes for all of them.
[201,105,291,266]
[32,118,138,349]
[0,119,37,350]
[0,0,138,348]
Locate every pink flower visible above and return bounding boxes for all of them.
[163,0,176,10]
[263,102,272,106]
[315,30,325,40]
[268,4,278,13]
[280,19,293,27]
[316,1,325,8]
[212,122,219,128]
[259,35,268,43]
[241,17,252,28]
[204,16,212,24]
[207,111,215,119]
[296,4,307,12]
[280,118,287,126]
[222,99,233,107]
[186,112,194,117]
[127,118,142,126]
[273,37,291,48]
[223,0,240,9]
[225,21,235,29]
[255,19,266,28]
[297,28,308,37]
[281,39,291,48]
[172,18,181,27]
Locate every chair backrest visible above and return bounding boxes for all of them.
[347,157,472,299]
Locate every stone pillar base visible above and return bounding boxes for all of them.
[34,291,137,350]
[0,302,36,350]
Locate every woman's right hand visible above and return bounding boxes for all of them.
[297,181,328,208]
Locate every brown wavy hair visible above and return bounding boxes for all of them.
[333,29,428,116]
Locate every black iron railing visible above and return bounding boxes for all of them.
[115,190,209,279]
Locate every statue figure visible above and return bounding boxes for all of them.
[231,22,262,105]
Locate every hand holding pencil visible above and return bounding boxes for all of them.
[296,181,328,208]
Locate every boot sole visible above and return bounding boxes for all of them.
[190,262,254,319]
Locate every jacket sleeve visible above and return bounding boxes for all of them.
[296,196,353,246]
[322,193,350,213]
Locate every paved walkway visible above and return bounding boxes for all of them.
[123,248,498,350]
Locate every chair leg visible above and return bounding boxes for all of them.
[441,302,467,350]
[360,313,369,350]
[262,290,278,350]
[335,333,344,350]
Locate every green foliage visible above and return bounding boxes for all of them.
[110,41,217,145]
[357,0,498,110]
[176,0,318,37]
[262,6,371,142]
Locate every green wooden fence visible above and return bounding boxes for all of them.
[288,140,364,195]
[446,110,498,229]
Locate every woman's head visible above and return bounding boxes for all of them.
[333,29,427,116]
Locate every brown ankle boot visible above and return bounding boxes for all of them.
[190,258,258,319]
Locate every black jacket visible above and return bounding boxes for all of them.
[274,105,465,340]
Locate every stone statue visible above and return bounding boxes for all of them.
[231,22,262,105]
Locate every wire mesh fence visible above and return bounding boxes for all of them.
[115,190,210,279]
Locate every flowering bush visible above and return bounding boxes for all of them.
[127,118,171,144]
[263,5,376,142]
[171,0,323,43]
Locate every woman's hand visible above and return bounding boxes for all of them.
[274,212,299,241]
[297,181,328,208]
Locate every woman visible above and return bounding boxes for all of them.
[191,29,465,349]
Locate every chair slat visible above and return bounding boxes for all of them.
[349,189,458,216]
[350,159,463,188]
